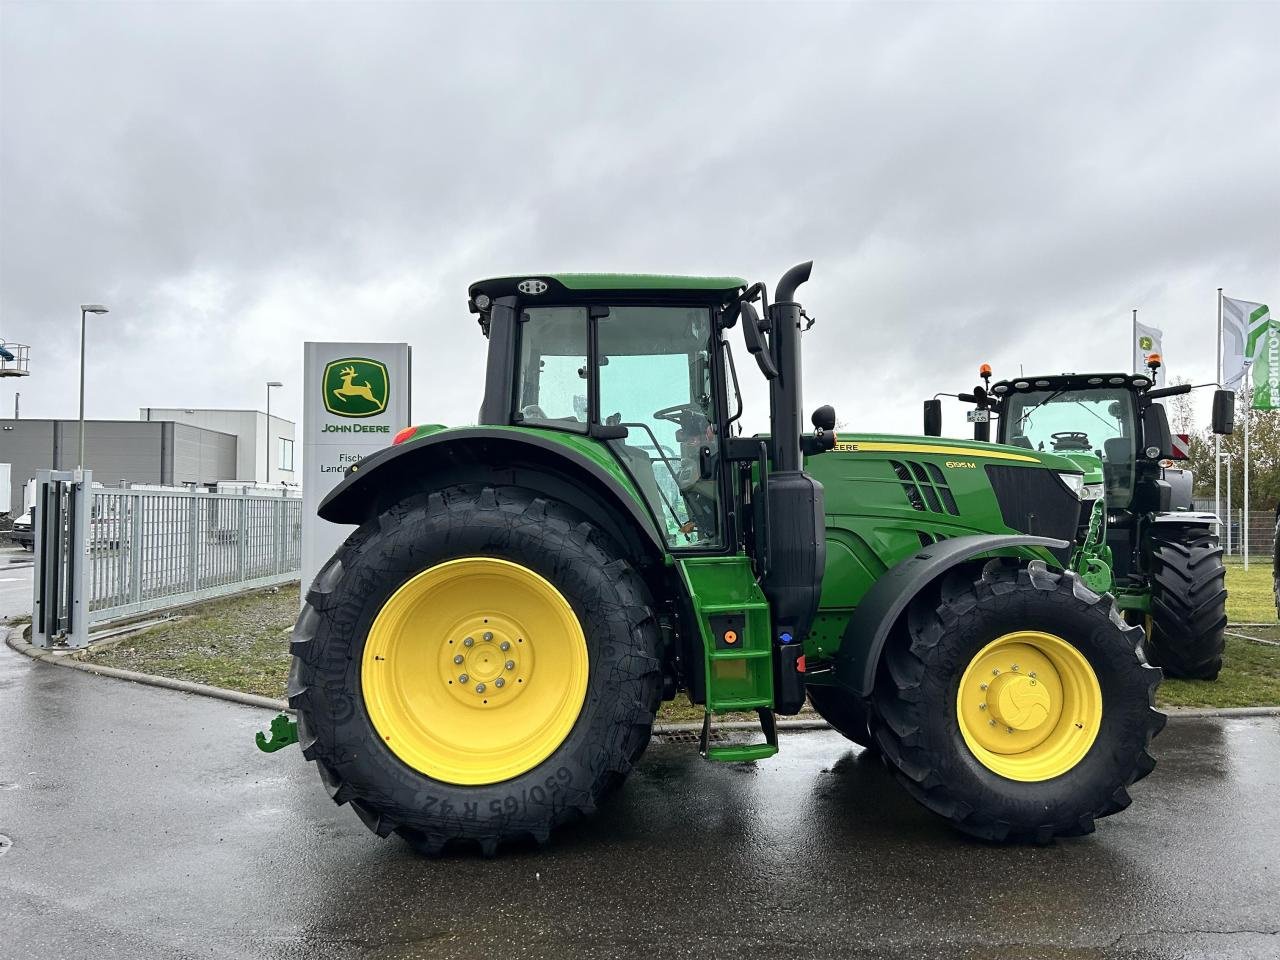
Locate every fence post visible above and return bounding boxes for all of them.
[130,492,144,605]
[30,471,51,648]
[238,497,248,581]
[274,495,283,576]
[65,471,92,649]
[188,494,199,593]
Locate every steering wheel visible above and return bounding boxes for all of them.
[1051,431,1091,451]
[652,403,703,426]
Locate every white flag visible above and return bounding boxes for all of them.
[1223,295,1269,388]
[1133,320,1164,386]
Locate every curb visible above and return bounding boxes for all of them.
[1158,705,1280,719]
[6,625,1280,723]
[4,627,289,712]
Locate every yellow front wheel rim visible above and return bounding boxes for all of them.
[362,557,589,786]
[956,631,1102,782]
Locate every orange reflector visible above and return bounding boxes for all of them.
[392,426,417,445]
[724,630,738,645]
[796,655,806,673]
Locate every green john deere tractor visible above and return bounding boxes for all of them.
[274,263,1164,854]
[924,363,1235,679]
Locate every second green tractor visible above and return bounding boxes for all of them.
[278,263,1165,854]
[924,364,1234,679]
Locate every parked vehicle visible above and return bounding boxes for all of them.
[9,508,33,551]
[924,363,1234,679]
[262,263,1164,855]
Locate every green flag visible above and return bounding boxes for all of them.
[1225,296,1277,409]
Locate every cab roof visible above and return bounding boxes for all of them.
[991,372,1157,396]
[468,273,747,308]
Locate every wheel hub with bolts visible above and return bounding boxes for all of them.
[440,618,529,708]
[956,631,1103,782]
[361,556,586,786]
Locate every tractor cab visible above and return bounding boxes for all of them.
[996,373,1154,511]
[467,274,748,550]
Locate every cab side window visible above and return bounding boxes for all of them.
[516,307,589,426]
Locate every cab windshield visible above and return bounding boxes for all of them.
[1002,388,1136,506]
[515,304,722,548]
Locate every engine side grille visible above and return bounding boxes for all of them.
[891,460,961,517]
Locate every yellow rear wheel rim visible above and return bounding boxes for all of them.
[362,557,589,786]
[956,630,1102,782]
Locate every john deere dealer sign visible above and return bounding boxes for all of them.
[303,343,411,600]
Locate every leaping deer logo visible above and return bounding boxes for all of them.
[323,357,389,417]
[332,366,377,405]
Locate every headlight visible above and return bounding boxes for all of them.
[1057,472,1084,498]
[1081,482,1105,501]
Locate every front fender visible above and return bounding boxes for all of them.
[833,534,1068,697]
[318,426,665,554]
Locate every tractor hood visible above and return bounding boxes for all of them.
[808,433,1086,563]
[1057,451,1105,485]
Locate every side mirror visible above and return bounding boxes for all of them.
[740,301,778,380]
[923,399,942,437]
[811,404,836,431]
[1212,389,1235,435]
[1142,402,1173,460]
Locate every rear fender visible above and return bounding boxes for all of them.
[833,534,1068,697]
[318,428,666,561]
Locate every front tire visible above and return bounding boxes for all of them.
[1146,527,1227,680]
[289,484,663,855]
[871,561,1165,843]
[806,683,875,751]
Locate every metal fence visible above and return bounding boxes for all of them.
[1220,510,1277,559]
[32,470,301,648]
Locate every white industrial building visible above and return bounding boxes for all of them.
[140,408,297,485]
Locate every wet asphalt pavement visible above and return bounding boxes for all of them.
[0,547,32,620]
[2,640,1278,960]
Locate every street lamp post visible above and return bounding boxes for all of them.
[265,381,283,484]
[78,304,109,474]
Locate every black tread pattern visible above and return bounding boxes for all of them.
[1147,527,1227,680]
[870,561,1165,843]
[290,484,663,856]
[805,684,875,750]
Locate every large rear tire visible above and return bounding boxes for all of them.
[289,484,663,855]
[806,683,875,751]
[871,561,1165,843]
[1146,526,1227,680]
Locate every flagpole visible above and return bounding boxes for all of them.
[1216,287,1223,540]
[1244,362,1251,570]
[1132,307,1138,371]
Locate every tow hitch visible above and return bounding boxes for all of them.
[255,713,299,753]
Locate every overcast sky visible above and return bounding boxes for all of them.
[2,0,1277,446]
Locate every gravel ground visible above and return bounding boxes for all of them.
[79,584,300,699]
